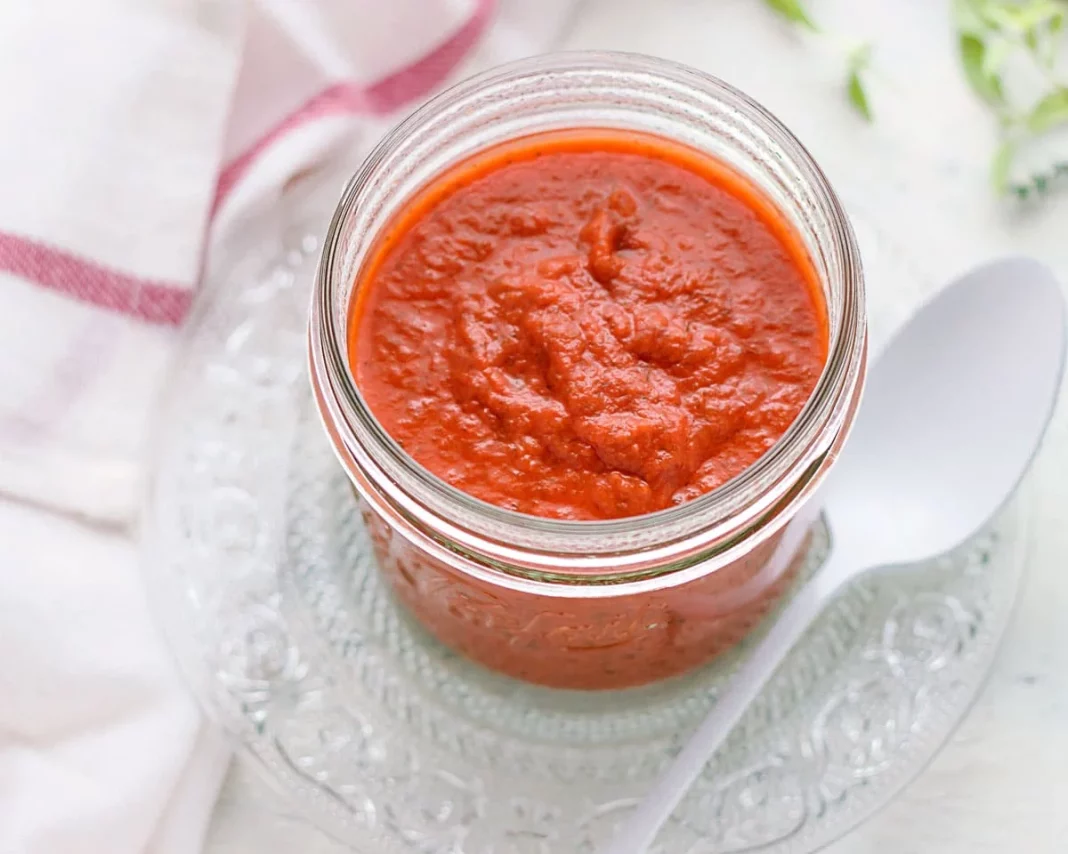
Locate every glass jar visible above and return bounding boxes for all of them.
[309,52,866,690]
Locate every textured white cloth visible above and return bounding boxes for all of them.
[0,1,574,851]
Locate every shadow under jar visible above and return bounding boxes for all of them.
[309,52,867,690]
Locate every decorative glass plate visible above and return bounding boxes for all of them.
[143,169,1028,854]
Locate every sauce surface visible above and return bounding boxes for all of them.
[351,131,828,520]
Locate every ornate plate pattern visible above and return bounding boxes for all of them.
[143,174,1027,853]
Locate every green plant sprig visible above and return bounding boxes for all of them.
[762,0,1068,199]
[761,0,874,121]
[953,0,1068,197]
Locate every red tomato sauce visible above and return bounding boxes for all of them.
[350,130,828,520]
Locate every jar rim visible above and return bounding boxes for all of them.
[309,50,866,578]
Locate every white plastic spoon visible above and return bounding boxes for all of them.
[602,256,1066,854]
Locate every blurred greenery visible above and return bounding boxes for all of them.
[762,0,1068,198]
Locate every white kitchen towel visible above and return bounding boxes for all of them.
[0,1,576,852]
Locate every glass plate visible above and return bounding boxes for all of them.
[143,169,1027,854]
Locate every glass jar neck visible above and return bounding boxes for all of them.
[310,51,866,582]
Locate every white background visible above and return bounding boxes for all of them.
[206,0,1068,851]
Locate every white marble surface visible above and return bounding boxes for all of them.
[205,0,1068,851]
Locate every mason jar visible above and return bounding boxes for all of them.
[309,52,866,690]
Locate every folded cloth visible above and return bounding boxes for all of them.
[0,1,575,851]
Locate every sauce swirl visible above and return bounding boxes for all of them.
[350,130,828,520]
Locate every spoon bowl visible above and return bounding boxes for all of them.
[825,256,1066,570]
[602,256,1066,854]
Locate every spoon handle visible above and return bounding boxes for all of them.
[598,567,841,854]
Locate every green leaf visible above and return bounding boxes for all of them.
[1027,88,1068,133]
[981,36,1013,78]
[961,0,1062,35]
[983,3,1028,33]
[1005,0,1066,61]
[959,34,1005,104]
[763,0,819,32]
[1011,0,1065,31]
[991,140,1016,193]
[952,0,988,35]
[844,42,873,121]
[847,71,873,121]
